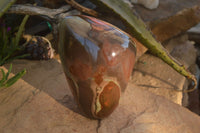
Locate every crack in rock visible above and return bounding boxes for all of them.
[1,88,40,129]
[118,111,146,133]
[118,97,160,133]
[96,120,101,133]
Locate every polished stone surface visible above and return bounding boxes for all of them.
[59,15,136,119]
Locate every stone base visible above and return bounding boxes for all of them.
[1,58,200,133]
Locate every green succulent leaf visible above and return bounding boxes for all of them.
[0,14,29,66]
[0,64,26,88]
[5,63,12,80]
[0,0,16,18]
[4,68,26,87]
[91,0,197,92]
[0,68,6,85]
[15,14,30,46]
[0,1,28,88]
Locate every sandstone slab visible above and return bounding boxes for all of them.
[0,64,98,133]
[188,23,200,44]
[132,34,197,105]
[1,59,200,133]
[134,0,200,42]
[98,83,200,133]
[132,54,185,105]
[134,0,200,22]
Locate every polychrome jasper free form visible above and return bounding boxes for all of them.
[59,15,136,119]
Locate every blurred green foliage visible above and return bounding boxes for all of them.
[0,0,28,88]
[0,64,26,88]
[0,15,29,66]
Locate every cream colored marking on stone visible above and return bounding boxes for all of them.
[90,76,121,115]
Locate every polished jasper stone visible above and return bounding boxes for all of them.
[59,15,136,119]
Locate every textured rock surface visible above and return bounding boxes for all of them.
[0,62,98,133]
[188,23,200,44]
[1,59,200,133]
[134,0,200,22]
[98,83,200,133]
[134,0,200,42]
[132,54,185,105]
[132,34,197,105]
[150,6,200,42]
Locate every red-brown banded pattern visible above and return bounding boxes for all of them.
[59,15,136,119]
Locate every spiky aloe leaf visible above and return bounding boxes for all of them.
[91,0,197,92]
